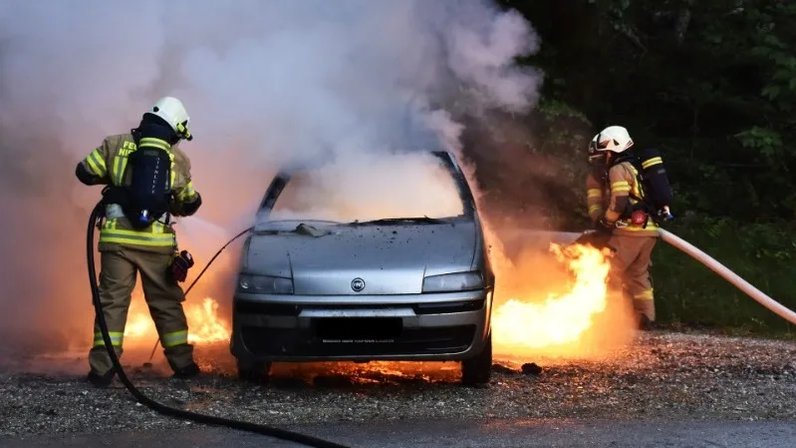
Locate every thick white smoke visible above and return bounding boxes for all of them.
[0,0,540,354]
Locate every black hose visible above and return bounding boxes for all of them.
[87,204,351,448]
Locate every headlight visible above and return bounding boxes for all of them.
[238,274,294,294]
[422,271,483,293]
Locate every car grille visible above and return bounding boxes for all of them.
[240,324,476,357]
[235,299,484,317]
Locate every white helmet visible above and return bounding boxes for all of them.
[589,125,633,154]
[148,96,192,141]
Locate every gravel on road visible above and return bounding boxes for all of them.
[1,331,794,437]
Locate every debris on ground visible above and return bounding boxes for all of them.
[520,363,543,376]
[0,332,794,437]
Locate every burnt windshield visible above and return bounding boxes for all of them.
[257,152,475,227]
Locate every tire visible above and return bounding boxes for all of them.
[237,359,271,384]
[461,333,492,386]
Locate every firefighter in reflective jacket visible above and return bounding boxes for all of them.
[76,97,203,387]
[585,125,658,327]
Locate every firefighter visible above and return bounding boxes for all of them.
[76,96,203,387]
[585,125,658,328]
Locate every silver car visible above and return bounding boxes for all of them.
[230,151,494,385]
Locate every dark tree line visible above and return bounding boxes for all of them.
[493,0,796,223]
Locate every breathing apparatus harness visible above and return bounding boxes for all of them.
[86,201,349,448]
[603,148,675,228]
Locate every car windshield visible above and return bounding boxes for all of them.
[266,152,467,224]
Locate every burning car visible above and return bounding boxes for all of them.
[230,151,494,385]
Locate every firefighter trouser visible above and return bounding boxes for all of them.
[89,247,194,375]
[607,234,657,322]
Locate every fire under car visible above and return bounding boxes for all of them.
[230,151,494,385]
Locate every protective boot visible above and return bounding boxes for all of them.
[86,369,115,388]
[638,314,657,331]
[634,299,656,331]
[172,362,201,379]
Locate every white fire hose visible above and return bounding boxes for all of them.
[511,228,796,326]
[657,228,796,326]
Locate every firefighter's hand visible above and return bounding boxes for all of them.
[594,217,615,234]
[170,250,195,283]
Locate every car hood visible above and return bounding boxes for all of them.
[245,221,477,295]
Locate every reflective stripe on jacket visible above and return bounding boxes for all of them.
[79,133,197,253]
[606,161,658,237]
[585,161,658,237]
[585,174,605,222]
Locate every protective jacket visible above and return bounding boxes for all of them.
[77,134,201,253]
[586,159,658,237]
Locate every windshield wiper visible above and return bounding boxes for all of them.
[351,216,447,225]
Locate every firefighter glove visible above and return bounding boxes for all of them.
[170,250,194,283]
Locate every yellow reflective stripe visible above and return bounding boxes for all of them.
[112,156,123,185]
[162,329,188,348]
[588,204,603,214]
[93,331,124,347]
[633,289,654,301]
[100,227,176,247]
[641,157,663,169]
[86,150,107,176]
[101,220,171,235]
[100,233,175,246]
[85,156,102,177]
[587,188,602,199]
[99,228,175,239]
[177,181,196,201]
[138,137,171,150]
[611,181,631,192]
[110,141,137,186]
[117,157,130,185]
[99,237,176,247]
[617,221,659,231]
[90,149,107,171]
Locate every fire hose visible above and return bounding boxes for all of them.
[86,203,351,448]
[564,227,796,325]
[657,228,796,325]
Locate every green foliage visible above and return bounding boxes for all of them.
[653,216,796,335]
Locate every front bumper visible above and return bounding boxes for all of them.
[231,289,492,362]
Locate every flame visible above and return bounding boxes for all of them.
[124,311,153,340]
[492,242,632,359]
[186,297,231,344]
[122,296,230,346]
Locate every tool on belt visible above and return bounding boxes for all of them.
[170,250,194,283]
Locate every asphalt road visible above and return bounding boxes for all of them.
[2,418,795,448]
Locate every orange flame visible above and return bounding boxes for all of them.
[124,311,153,340]
[492,242,632,359]
[122,296,230,346]
[186,297,231,344]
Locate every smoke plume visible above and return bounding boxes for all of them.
[0,1,541,355]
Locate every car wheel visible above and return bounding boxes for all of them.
[461,332,492,386]
[237,359,271,383]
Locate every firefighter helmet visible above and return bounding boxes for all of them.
[148,96,192,141]
[589,125,633,154]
